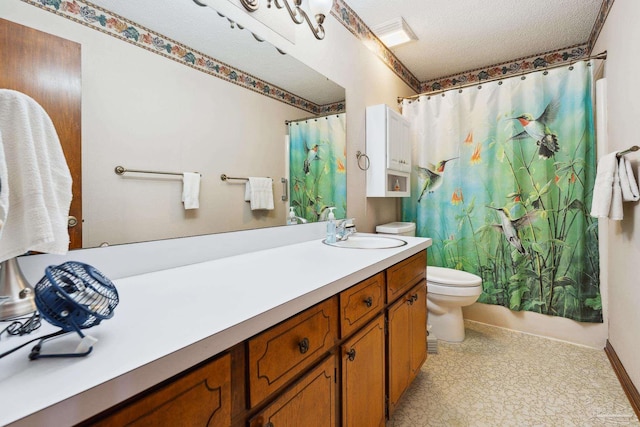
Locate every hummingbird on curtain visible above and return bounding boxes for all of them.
[509,98,560,159]
[486,206,538,256]
[303,144,320,174]
[415,157,458,203]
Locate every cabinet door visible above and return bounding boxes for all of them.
[341,315,386,427]
[387,281,428,417]
[249,355,337,427]
[386,290,412,415]
[91,353,231,427]
[409,282,428,377]
[386,109,403,171]
[386,109,411,173]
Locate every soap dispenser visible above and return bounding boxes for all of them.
[287,207,298,225]
[326,207,337,243]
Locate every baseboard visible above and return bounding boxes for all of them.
[605,340,640,420]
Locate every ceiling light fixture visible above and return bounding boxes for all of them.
[239,0,333,40]
[371,17,418,48]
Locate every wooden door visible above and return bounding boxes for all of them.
[0,18,82,248]
[248,355,337,427]
[387,290,412,415]
[341,315,386,427]
[409,282,428,378]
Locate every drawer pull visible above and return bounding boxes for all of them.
[298,337,310,354]
[364,296,373,308]
[346,348,356,361]
[411,293,418,302]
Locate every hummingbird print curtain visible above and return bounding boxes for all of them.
[402,61,602,323]
[289,113,347,222]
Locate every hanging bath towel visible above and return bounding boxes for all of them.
[0,90,72,262]
[247,177,274,210]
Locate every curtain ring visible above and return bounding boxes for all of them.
[356,151,370,171]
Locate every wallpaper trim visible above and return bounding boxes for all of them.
[20,0,345,115]
[587,0,615,53]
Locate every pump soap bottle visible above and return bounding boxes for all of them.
[326,207,336,243]
[287,207,298,225]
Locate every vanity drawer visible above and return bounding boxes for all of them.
[386,251,426,303]
[340,272,385,337]
[247,296,339,408]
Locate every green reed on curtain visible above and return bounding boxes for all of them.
[402,62,601,323]
[289,113,347,222]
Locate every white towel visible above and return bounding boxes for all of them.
[618,156,639,202]
[244,182,251,202]
[590,152,623,220]
[0,89,72,261]
[247,177,274,210]
[181,172,200,209]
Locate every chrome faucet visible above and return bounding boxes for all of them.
[336,218,357,241]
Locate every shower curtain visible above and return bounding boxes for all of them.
[402,61,602,323]
[289,113,347,222]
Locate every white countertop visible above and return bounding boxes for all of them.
[0,234,430,426]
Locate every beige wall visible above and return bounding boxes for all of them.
[592,0,640,391]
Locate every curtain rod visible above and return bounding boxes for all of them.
[285,111,343,125]
[398,51,607,103]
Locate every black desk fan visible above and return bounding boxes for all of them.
[30,261,119,359]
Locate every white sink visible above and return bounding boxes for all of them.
[322,235,407,249]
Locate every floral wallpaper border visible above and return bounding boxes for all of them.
[332,0,611,96]
[20,0,345,115]
[418,45,589,93]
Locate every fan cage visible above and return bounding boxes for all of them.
[34,262,119,333]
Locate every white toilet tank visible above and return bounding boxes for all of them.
[375,222,416,236]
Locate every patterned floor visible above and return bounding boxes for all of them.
[388,321,640,427]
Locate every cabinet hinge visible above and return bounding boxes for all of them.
[384,316,389,336]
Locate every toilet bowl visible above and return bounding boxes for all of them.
[426,266,482,342]
[376,222,483,343]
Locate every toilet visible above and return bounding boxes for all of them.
[376,222,483,342]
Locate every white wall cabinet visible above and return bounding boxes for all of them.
[365,104,411,197]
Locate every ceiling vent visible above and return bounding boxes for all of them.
[371,17,418,48]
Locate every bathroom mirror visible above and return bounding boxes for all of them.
[32,0,346,248]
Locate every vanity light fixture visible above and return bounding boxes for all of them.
[240,0,333,40]
[371,17,418,48]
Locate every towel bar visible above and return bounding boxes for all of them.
[616,146,639,158]
[115,166,201,177]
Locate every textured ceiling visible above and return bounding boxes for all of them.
[346,0,603,82]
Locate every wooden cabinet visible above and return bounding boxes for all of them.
[83,250,428,427]
[339,272,385,337]
[88,352,232,427]
[387,282,428,416]
[387,251,427,303]
[248,355,337,427]
[341,315,386,427]
[366,104,412,198]
[247,296,339,407]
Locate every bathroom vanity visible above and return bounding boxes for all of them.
[0,229,430,426]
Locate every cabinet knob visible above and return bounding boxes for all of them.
[346,348,356,361]
[298,337,310,354]
[363,296,373,308]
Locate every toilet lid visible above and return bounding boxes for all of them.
[427,266,482,287]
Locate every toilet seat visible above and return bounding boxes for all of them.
[427,266,482,287]
[428,282,482,297]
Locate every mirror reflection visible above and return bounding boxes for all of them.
[22,0,346,248]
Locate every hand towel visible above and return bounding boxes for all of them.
[182,172,201,209]
[0,89,72,261]
[590,152,622,220]
[618,156,640,202]
[244,182,251,202]
[247,177,274,210]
